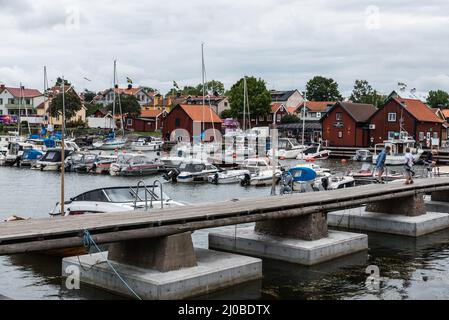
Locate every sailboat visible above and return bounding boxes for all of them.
[93,60,127,150]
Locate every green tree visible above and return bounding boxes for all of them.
[182,86,202,96]
[280,114,300,124]
[228,76,271,119]
[165,88,180,97]
[349,80,385,106]
[107,94,141,116]
[83,89,96,103]
[140,86,158,93]
[55,77,70,86]
[49,91,82,119]
[427,90,449,108]
[220,109,234,119]
[84,103,102,117]
[306,76,342,101]
[197,80,225,95]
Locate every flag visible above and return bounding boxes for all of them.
[126,77,133,84]
[173,81,179,89]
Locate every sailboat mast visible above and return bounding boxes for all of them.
[243,77,246,132]
[302,91,306,146]
[60,76,66,216]
[112,60,116,135]
[201,43,205,141]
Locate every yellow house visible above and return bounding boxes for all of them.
[35,85,87,127]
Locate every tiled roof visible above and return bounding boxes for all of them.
[140,109,165,118]
[337,102,377,122]
[4,87,42,98]
[394,98,444,123]
[114,87,142,95]
[442,109,449,119]
[270,90,298,102]
[177,104,222,123]
[271,102,286,113]
[303,101,336,112]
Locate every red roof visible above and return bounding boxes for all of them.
[4,87,42,98]
[271,103,287,113]
[178,104,222,123]
[141,109,165,118]
[394,98,444,123]
[442,109,449,119]
[303,101,336,112]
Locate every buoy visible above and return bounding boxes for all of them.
[279,156,285,160]
[341,159,347,164]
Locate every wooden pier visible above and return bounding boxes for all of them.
[2,177,449,255]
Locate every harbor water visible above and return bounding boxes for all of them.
[1,158,449,300]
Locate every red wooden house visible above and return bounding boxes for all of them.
[369,97,444,147]
[320,102,377,147]
[124,109,167,132]
[162,104,222,141]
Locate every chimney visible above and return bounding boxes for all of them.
[114,84,119,89]
[0,84,4,89]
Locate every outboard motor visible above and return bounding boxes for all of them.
[163,169,180,183]
[321,177,329,190]
[211,173,219,185]
[240,173,251,187]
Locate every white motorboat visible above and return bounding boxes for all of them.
[109,154,164,176]
[1,142,34,166]
[131,137,163,151]
[353,149,373,162]
[326,175,356,190]
[93,138,127,150]
[267,138,307,159]
[164,159,220,183]
[208,169,250,184]
[239,158,282,186]
[296,144,331,160]
[32,148,72,171]
[372,135,423,166]
[49,184,185,216]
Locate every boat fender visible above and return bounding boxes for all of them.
[322,177,329,190]
[212,173,219,185]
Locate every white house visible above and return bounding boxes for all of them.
[92,86,154,107]
[0,85,44,116]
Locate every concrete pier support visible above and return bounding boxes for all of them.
[366,193,426,217]
[62,232,262,299]
[210,213,367,266]
[328,193,449,237]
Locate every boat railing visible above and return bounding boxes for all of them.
[132,180,164,211]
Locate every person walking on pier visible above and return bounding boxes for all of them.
[404,147,415,184]
[376,145,391,182]
[423,149,437,178]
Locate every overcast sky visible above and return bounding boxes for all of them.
[1,0,449,97]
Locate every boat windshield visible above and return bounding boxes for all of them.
[42,151,60,162]
[179,163,206,172]
[104,187,166,203]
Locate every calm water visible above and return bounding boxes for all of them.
[0,157,448,300]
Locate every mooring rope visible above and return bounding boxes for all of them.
[82,230,142,300]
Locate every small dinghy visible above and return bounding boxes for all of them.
[208,169,250,184]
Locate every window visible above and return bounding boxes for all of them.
[127,118,133,126]
[0,98,3,105]
[0,110,2,115]
[433,132,438,139]
[336,112,342,121]
[338,131,343,139]
[175,118,181,127]
[316,112,321,118]
[268,115,273,121]
[388,113,396,122]
[276,114,282,122]
[419,132,424,141]
[258,116,265,122]
[388,131,396,139]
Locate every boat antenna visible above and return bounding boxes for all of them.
[112,60,117,137]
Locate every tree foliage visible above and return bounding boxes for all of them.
[306,76,342,101]
[49,91,83,119]
[165,80,225,97]
[107,94,141,116]
[427,90,449,108]
[280,114,300,124]
[83,89,97,103]
[228,76,271,118]
[55,77,70,86]
[349,80,385,106]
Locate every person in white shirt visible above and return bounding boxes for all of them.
[404,147,415,185]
